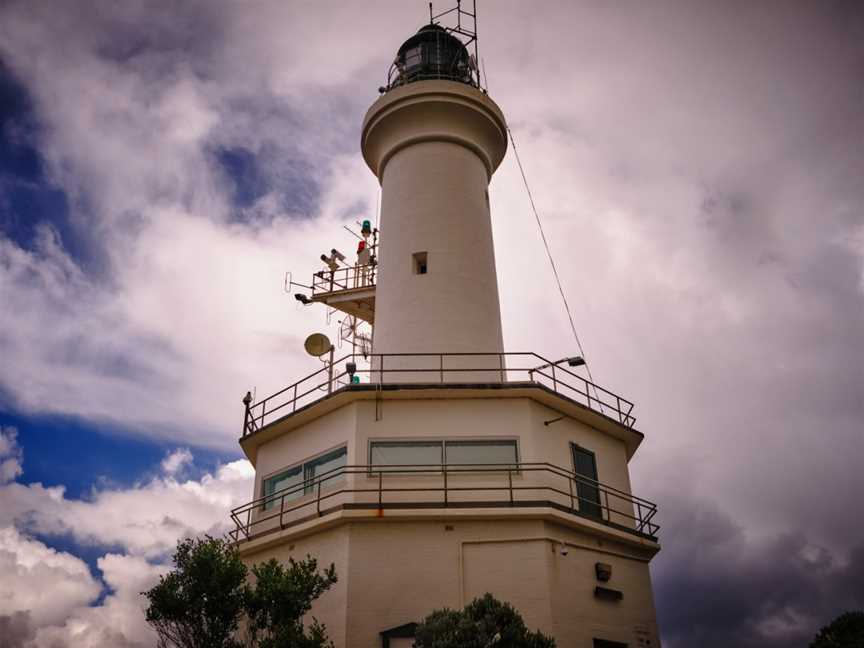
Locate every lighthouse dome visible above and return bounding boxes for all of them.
[384,24,475,91]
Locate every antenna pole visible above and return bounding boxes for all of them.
[327,345,335,394]
[429,2,433,23]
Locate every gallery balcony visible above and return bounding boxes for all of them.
[242,351,637,440]
[309,266,376,324]
[229,461,659,545]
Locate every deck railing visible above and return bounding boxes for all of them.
[311,265,376,296]
[242,352,635,437]
[229,462,659,543]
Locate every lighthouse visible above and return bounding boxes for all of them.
[232,6,662,647]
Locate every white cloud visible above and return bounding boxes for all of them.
[0,1,862,646]
[29,553,164,648]
[0,526,101,627]
[0,427,23,484]
[160,448,192,475]
[0,430,254,646]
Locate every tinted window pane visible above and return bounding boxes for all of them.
[445,440,517,466]
[263,466,302,509]
[306,447,347,489]
[371,441,442,466]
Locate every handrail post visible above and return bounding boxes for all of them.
[378,470,383,508]
[280,494,285,529]
[440,354,444,383]
[293,384,298,412]
[604,490,610,522]
[568,476,575,511]
[508,469,513,506]
[551,364,557,392]
[443,464,448,507]
[317,480,322,517]
[242,392,252,437]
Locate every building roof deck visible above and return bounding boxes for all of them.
[242,352,637,436]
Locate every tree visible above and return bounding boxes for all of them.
[413,593,556,648]
[143,536,337,648]
[810,611,864,648]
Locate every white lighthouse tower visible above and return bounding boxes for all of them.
[232,6,662,647]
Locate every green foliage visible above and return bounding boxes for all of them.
[142,536,337,648]
[810,611,864,648]
[246,557,338,648]
[414,593,556,648]
[144,536,248,648]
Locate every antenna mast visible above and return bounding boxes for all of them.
[429,0,483,90]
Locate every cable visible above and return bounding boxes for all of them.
[506,124,605,411]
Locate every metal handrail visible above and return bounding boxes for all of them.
[311,265,376,296]
[241,352,636,437]
[229,461,659,544]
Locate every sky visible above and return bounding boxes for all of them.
[0,0,863,646]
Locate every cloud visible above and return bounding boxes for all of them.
[27,553,164,648]
[653,491,864,648]
[0,426,23,483]
[160,448,192,475]
[0,526,101,627]
[0,1,863,647]
[0,430,251,646]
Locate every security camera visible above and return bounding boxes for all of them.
[560,544,569,556]
[330,248,346,262]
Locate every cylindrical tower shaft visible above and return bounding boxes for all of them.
[361,80,508,381]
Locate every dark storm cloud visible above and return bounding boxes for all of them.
[484,1,864,645]
[0,611,35,648]
[655,492,864,647]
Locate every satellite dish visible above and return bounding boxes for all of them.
[304,333,332,357]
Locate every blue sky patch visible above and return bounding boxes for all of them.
[1,410,239,499]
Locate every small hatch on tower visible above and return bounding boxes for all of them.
[413,251,428,275]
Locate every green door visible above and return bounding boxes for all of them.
[571,444,602,519]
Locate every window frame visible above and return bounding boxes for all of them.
[368,437,520,473]
[261,444,347,510]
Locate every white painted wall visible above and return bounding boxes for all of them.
[361,81,508,382]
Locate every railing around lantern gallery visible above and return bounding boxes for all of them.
[228,462,659,544]
[311,265,377,296]
[241,352,636,438]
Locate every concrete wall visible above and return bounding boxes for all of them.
[242,524,351,647]
[361,81,509,381]
[249,397,637,528]
[241,395,658,647]
[242,518,659,648]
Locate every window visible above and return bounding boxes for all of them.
[370,439,517,469]
[445,440,517,467]
[262,465,303,509]
[262,446,347,510]
[412,251,428,275]
[305,446,348,489]
[403,46,422,69]
[571,443,602,518]
[370,441,442,468]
